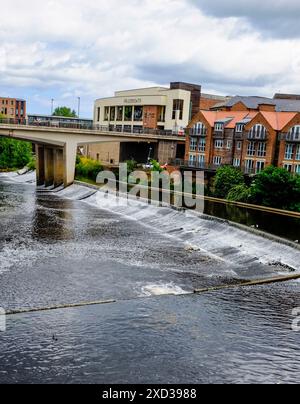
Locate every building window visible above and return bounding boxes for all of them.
[110,107,116,122]
[284,163,293,172]
[236,124,244,133]
[295,145,300,161]
[189,154,196,166]
[295,165,300,174]
[236,141,242,151]
[134,106,143,122]
[116,106,123,121]
[123,125,132,132]
[214,123,224,132]
[104,107,109,121]
[233,158,241,167]
[190,137,197,152]
[247,142,256,156]
[285,144,294,160]
[249,124,267,139]
[256,161,265,173]
[198,154,205,167]
[288,125,300,141]
[124,106,133,121]
[213,156,222,166]
[192,122,207,136]
[172,100,184,120]
[245,159,255,173]
[214,140,223,149]
[158,106,166,122]
[226,141,232,150]
[257,142,266,157]
[198,138,206,153]
[97,107,101,122]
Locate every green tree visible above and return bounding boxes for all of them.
[53,107,77,117]
[213,166,245,198]
[150,159,164,173]
[251,166,300,211]
[0,138,32,169]
[227,184,252,202]
[125,159,138,174]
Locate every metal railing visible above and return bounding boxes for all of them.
[169,159,224,171]
[0,118,186,139]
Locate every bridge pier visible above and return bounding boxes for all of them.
[44,147,54,187]
[36,146,45,186]
[53,148,64,187]
[63,141,77,187]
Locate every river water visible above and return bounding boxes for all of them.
[0,172,299,384]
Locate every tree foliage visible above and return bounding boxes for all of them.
[251,166,300,211]
[53,107,77,117]
[0,138,33,169]
[75,157,103,181]
[213,166,245,198]
[227,184,252,203]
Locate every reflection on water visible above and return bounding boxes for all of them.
[0,178,300,384]
[204,200,300,242]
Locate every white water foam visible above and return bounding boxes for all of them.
[55,185,300,274]
[2,174,300,275]
[140,283,188,297]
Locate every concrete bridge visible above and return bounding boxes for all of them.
[0,123,185,187]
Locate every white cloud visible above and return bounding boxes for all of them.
[0,0,300,117]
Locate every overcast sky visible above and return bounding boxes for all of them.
[1,0,300,117]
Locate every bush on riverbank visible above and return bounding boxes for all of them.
[215,165,300,212]
[75,156,103,181]
[213,166,245,198]
[0,138,33,169]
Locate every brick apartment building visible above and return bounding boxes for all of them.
[0,97,26,122]
[185,95,300,175]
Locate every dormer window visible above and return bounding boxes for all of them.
[249,124,267,140]
[192,122,207,136]
[214,123,224,132]
[287,125,300,141]
[236,124,244,133]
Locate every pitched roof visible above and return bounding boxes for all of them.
[200,111,257,128]
[213,95,300,112]
[259,111,297,131]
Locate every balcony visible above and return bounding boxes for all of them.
[189,128,207,137]
[234,131,244,139]
[246,130,268,141]
[280,132,300,142]
[213,130,225,139]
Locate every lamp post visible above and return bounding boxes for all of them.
[77,97,81,118]
[51,99,54,115]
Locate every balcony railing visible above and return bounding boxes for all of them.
[279,132,300,142]
[246,130,268,140]
[213,130,225,139]
[189,128,207,137]
[169,159,225,171]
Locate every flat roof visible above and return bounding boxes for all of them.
[27,114,92,121]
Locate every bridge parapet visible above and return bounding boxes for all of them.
[0,118,185,141]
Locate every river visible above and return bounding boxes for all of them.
[0,172,299,384]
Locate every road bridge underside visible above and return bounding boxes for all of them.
[0,126,183,188]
